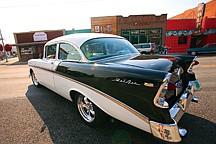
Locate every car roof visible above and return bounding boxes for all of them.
[46,33,124,48]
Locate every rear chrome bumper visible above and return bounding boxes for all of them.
[150,80,201,142]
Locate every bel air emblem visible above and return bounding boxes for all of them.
[112,78,140,86]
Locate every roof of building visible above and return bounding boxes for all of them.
[170,0,216,19]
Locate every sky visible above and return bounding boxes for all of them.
[0,0,211,44]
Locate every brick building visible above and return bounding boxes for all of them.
[91,14,167,46]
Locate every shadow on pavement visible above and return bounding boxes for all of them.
[25,85,216,144]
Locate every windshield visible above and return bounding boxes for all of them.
[80,37,139,60]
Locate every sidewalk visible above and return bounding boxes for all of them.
[0,57,27,65]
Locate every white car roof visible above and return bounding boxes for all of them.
[46,33,124,48]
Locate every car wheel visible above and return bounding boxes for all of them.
[75,94,106,127]
[31,71,40,87]
[190,51,197,56]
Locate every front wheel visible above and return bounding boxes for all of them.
[75,94,107,127]
[31,70,40,87]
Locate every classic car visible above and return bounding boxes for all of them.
[28,33,201,142]
[186,43,216,56]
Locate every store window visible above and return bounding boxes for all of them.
[121,28,162,45]
[139,35,147,43]
[178,36,188,45]
[131,30,139,34]
[122,30,130,35]
[130,35,138,44]
[140,30,148,35]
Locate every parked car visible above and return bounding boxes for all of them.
[133,43,159,54]
[186,43,216,56]
[28,33,201,143]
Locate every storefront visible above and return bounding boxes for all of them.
[14,30,65,61]
[166,17,216,53]
[91,14,167,46]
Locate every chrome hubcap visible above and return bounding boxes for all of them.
[191,52,196,56]
[77,95,95,123]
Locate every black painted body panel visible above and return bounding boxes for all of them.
[56,54,195,123]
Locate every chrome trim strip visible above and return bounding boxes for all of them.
[61,73,150,123]
[153,73,171,108]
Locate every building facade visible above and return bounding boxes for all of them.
[13,29,93,61]
[91,14,167,46]
[166,17,216,53]
[14,30,65,61]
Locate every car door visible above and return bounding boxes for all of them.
[54,42,82,99]
[39,43,59,92]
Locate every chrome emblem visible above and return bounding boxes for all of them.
[112,78,140,86]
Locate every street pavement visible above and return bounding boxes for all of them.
[0,56,216,144]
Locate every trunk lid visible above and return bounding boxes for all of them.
[120,58,173,72]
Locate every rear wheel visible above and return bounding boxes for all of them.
[190,51,197,56]
[31,70,40,87]
[75,93,106,127]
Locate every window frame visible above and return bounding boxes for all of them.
[45,44,57,59]
[57,42,82,61]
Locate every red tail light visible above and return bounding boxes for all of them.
[194,61,199,65]
[168,82,176,90]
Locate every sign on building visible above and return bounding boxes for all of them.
[33,32,48,41]
[196,3,206,29]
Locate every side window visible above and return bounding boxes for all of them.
[46,44,57,59]
[58,43,81,61]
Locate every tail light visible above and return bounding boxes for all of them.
[153,73,171,108]
[187,57,199,74]
[168,82,177,90]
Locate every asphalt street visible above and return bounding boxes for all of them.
[0,55,216,144]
